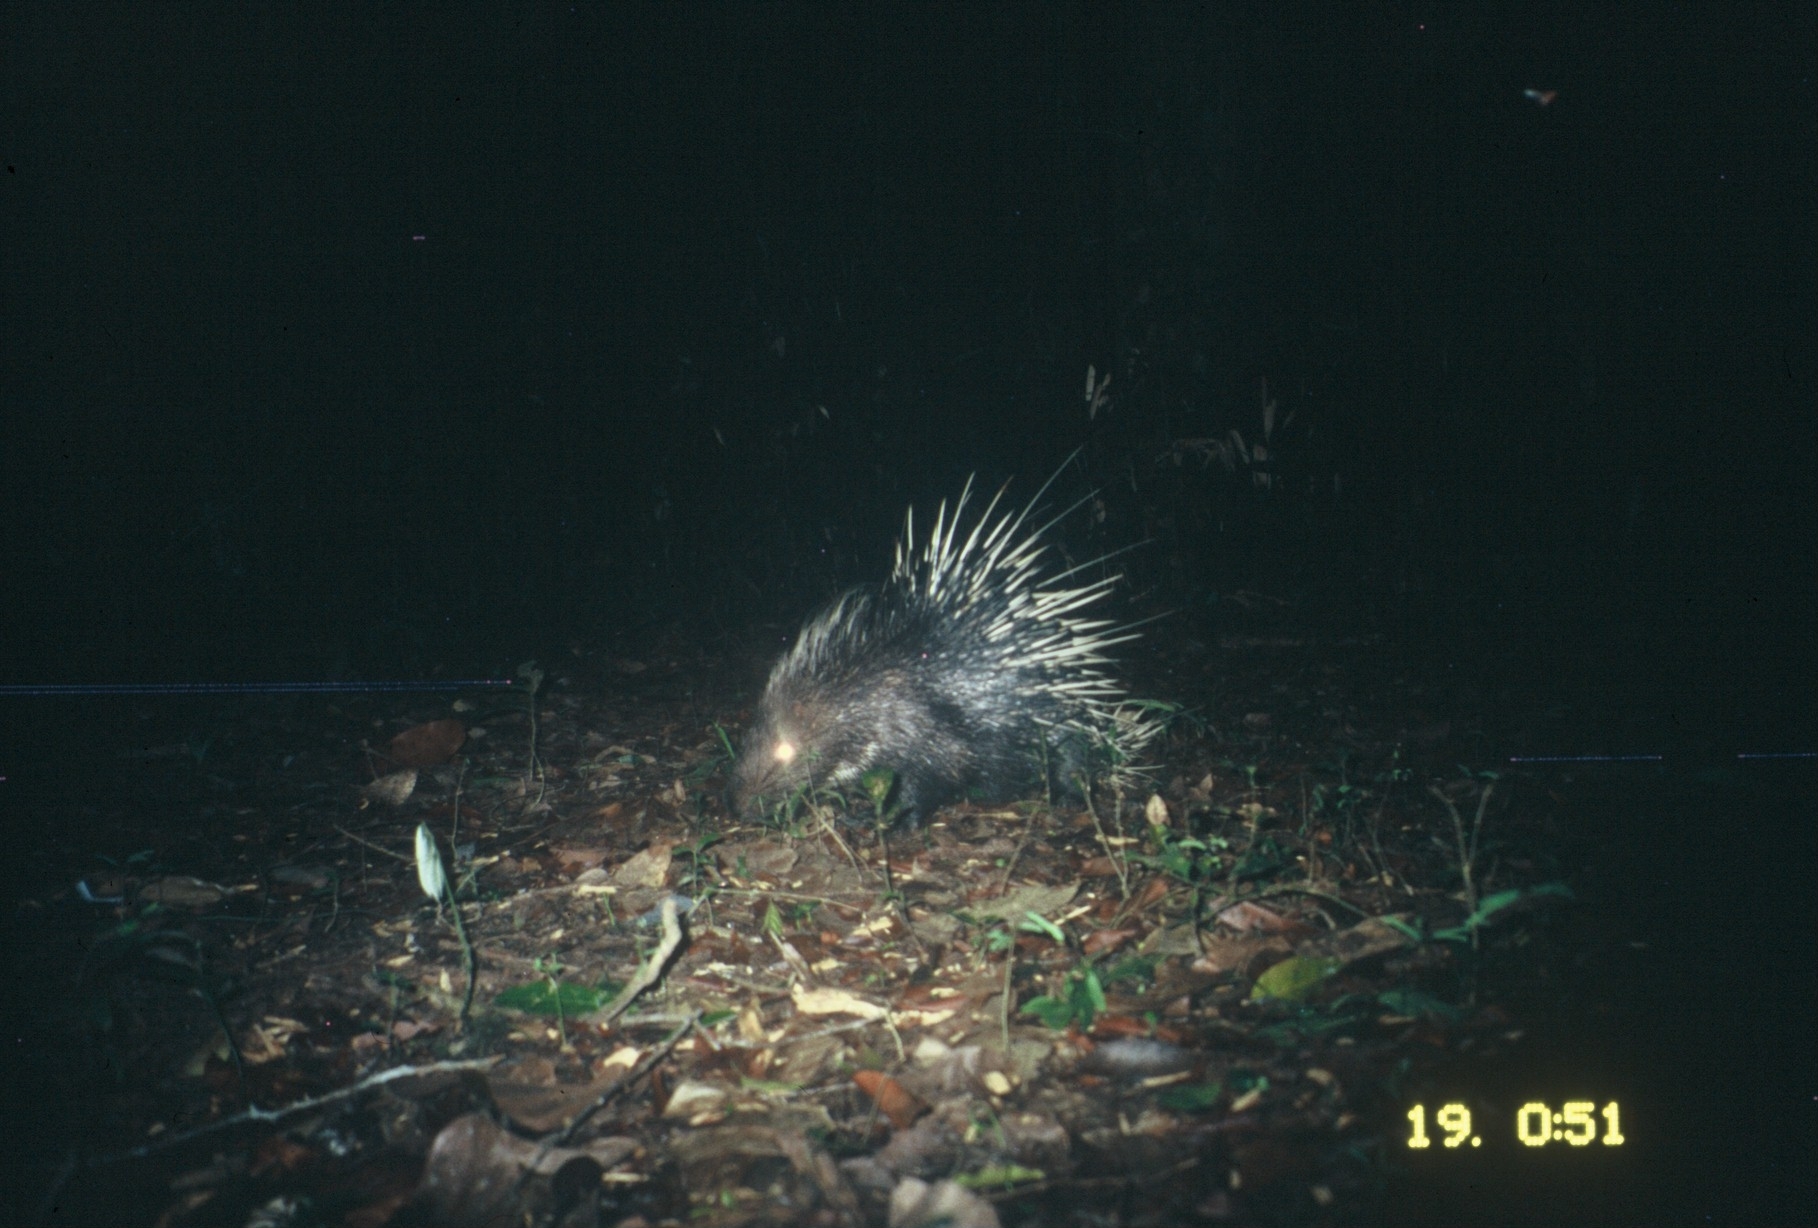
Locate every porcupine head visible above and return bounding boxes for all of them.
[729,471,1150,827]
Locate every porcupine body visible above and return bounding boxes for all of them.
[729,472,1155,826]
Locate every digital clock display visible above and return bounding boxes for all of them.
[1406,1100,1627,1150]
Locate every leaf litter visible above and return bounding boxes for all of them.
[1,638,1580,1226]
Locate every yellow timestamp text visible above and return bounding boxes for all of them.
[1407,1101,1627,1149]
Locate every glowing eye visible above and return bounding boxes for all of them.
[773,740,796,765]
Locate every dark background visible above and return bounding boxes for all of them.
[2,4,1813,1223]
[5,3,1811,687]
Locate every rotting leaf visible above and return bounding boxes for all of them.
[853,1069,925,1130]
[1292,914,1415,966]
[492,1064,640,1134]
[1131,875,1171,911]
[1213,898,1307,935]
[969,882,1078,924]
[266,864,334,892]
[661,1079,733,1120]
[135,876,229,909]
[364,768,418,806]
[610,842,674,889]
[791,983,888,1021]
[1081,926,1136,957]
[414,1113,519,1222]
[388,718,466,767]
[412,1112,601,1225]
[550,845,608,873]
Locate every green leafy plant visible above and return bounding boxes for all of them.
[1133,829,1231,887]
[1020,963,1107,1032]
[761,900,785,939]
[677,831,724,892]
[1381,882,1573,946]
[1157,1081,1225,1112]
[492,978,618,1017]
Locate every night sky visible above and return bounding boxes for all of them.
[3,2,1812,694]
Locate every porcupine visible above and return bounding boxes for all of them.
[728,469,1157,826]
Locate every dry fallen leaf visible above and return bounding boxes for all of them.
[551,845,609,873]
[1083,927,1137,957]
[853,1070,925,1130]
[136,875,229,909]
[889,1176,1002,1228]
[1214,899,1308,935]
[790,983,888,1020]
[387,718,467,767]
[611,842,674,889]
[364,768,418,806]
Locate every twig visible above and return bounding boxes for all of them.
[519,664,547,807]
[1083,792,1132,901]
[445,874,478,1024]
[1213,881,1372,919]
[1429,779,1494,951]
[543,1010,699,1155]
[709,887,868,916]
[995,812,1036,895]
[874,825,929,961]
[88,1057,501,1167]
[595,895,685,1026]
[334,824,413,863]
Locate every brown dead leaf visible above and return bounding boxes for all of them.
[489,1057,632,1134]
[1131,876,1172,912]
[413,1113,603,1225]
[661,1079,733,1121]
[611,842,674,888]
[968,881,1078,924]
[550,845,608,873]
[1091,1015,1188,1043]
[853,1069,925,1130]
[790,983,887,1021]
[1292,913,1414,967]
[238,1018,304,1065]
[496,1053,558,1084]
[1214,899,1311,936]
[714,836,800,878]
[363,768,418,806]
[387,718,466,767]
[249,1134,315,1178]
[267,864,334,891]
[1082,927,1136,957]
[1182,932,1294,977]
[136,875,229,909]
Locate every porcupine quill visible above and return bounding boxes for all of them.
[729,466,1158,826]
